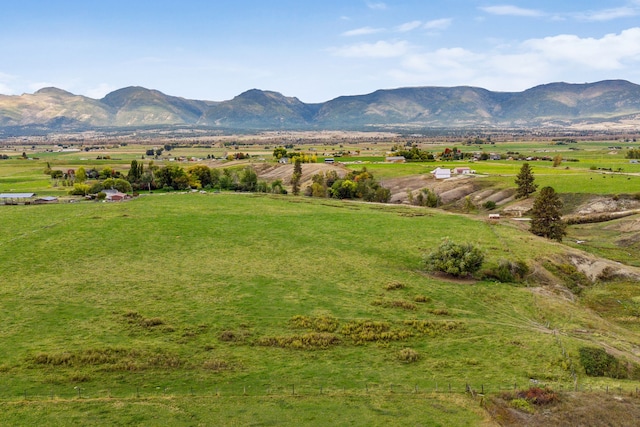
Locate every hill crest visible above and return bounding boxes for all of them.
[1,80,640,132]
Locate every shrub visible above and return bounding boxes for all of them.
[485,259,529,283]
[423,240,484,277]
[510,398,534,413]
[384,282,405,291]
[483,200,497,210]
[289,315,339,332]
[544,262,590,295]
[516,387,558,405]
[256,333,341,349]
[413,295,431,303]
[397,348,420,363]
[578,347,628,378]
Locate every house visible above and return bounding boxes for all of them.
[431,167,451,179]
[103,189,128,201]
[278,157,289,164]
[385,156,406,163]
[489,153,502,160]
[488,213,501,220]
[454,167,472,175]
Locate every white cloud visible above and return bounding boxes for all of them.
[342,26,385,37]
[330,40,409,58]
[575,7,639,22]
[423,18,452,31]
[523,27,640,69]
[366,27,640,93]
[366,2,387,10]
[480,5,544,17]
[396,21,422,33]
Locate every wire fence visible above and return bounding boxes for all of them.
[6,380,640,403]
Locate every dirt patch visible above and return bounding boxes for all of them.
[487,392,640,427]
[565,252,640,282]
[576,196,640,215]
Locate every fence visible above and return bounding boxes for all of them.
[6,380,640,403]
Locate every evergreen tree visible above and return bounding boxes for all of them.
[515,162,538,199]
[530,186,566,242]
[291,158,302,195]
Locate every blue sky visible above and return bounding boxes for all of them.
[2,0,640,102]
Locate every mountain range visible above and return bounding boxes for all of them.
[1,80,640,133]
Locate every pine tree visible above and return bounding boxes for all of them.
[515,162,538,199]
[530,186,566,242]
[291,158,302,195]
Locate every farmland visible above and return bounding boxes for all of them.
[1,137,640,425]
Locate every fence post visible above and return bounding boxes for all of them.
[136,386,140,398]
[292,384,295,396]
[448,383,451,393]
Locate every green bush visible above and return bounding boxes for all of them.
[486,259,529,283]
[423,240,484,277]
[482,200,497,210]
[578,347,628,379]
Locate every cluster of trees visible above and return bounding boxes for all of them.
[626,148,640,159]
[390,145,434,161]
[303,167,390,202]
[273,146,317,163]
[439,147,463,161]
[407,188,440,207]
[57,156,290,197]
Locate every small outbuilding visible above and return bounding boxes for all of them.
[34,196,59,204]
[103,189,128,201]
[0,193,35,205]
[431,167,451,179]
[454,167,473,175]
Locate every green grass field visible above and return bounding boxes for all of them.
[1,139,640,424]
[0,193,639,424]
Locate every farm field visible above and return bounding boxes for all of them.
[1,138,640,424]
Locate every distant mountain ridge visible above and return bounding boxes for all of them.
[1,80,640,132]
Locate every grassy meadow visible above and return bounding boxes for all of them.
[0,192,639,424]
[1,139,640,424]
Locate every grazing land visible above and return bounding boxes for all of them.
[1,137,640,424]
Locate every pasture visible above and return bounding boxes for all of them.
[0,193,639,424]
[1,138,640,424]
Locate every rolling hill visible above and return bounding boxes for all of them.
[1,80,640,132]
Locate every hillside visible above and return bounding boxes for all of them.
[1,193,640,424]
[2,80,640,133]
